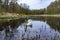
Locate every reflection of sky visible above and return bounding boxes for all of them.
[17,20,60,40]
[17,0,55,10]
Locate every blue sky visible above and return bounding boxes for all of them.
[17,0,55,10]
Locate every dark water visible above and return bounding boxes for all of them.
[0,17,60,40]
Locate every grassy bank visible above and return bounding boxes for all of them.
[0,13,27,31]
[0,13,26,19]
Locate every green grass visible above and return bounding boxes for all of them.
[0,14,26,19]
[0,12,26,19]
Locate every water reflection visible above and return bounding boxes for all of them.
[0,18,25,40]
[0,19,60,40]
[17,20,60,40]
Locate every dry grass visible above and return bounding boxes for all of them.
[0,13,26,19]
[0,13,19,17]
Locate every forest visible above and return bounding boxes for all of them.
[0,0,60,15]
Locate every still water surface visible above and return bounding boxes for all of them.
[0,19,60,40]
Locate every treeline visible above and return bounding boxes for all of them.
[0,0,47,15]
[0,0,32,15]
[47,0,60,14]
[0,0,60,15]
[33,0,60,14]
[33,0,60,15]
[31,9,47,15]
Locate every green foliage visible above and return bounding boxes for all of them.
[0,0,31,15]
[0,0,2,3]
[31,9,46,15]
[47,0,60,14]
[0,0,47,15]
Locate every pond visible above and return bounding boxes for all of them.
[0,17,60,40]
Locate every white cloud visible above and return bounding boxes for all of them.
[17,0,55,9]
